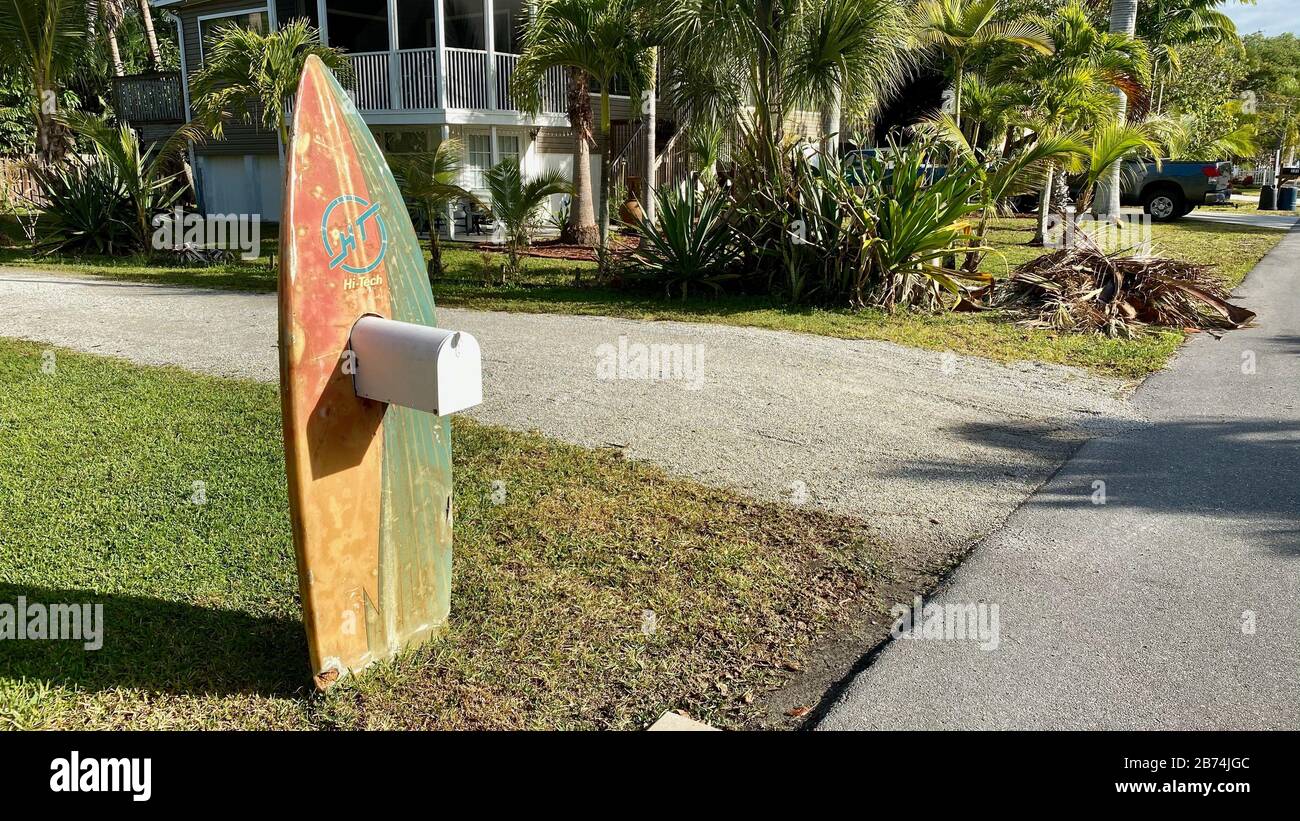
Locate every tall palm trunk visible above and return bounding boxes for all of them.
[597,86,612,253]
[1032,162,1055,246]
[952,57,965,134]
[563,68,598,246]
[1095,0,1138,217]
[137,0,162,70]
[821,91,842,158]
[107,32,124,76]
[642,47,657,225]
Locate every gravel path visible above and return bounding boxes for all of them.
[0,268,1138,558]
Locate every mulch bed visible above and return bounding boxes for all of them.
[472,233,641,262]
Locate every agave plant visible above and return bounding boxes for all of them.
[854,139,991,309]
[631,182,739,300]
[62,112,204,253]
[484,157,572,283]
[30,156,134,255]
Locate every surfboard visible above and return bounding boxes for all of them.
[279,55,452,688]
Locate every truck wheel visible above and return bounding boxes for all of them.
[1143,187,1185,222]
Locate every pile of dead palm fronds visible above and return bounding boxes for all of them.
[995,245,1256,337]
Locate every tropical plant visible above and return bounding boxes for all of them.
[1073,119,1165,212]
[30,156,134,254]
[920,113,1086,270]
[856,140,991,308]
[484,157,572,283]
[989,1,1149,232]
[513,0,655,252]
[190,19,347,152]
[391,139,477,280]
[134,0,161,70]
[730,137,990,309]
[0,0,87,165]
[787,0,914,154]
[631,182,739,299]
[91,0,128,76]
[62,111,204,252]
[1137,0,1239,113]
[1095,0,1140,216]
[659,0,917,180]
[912,0,1051,133]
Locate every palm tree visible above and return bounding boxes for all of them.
[391,139,478,280]
[1138,0,1239,113]
[514,0,655,252]
[484,157,573,283]
[912,0,1051,134]
[1095,0,1140,217]
[993,2,1149,236]
[1074,119,1165,212]
[62,110,206,252]
[91,0,127,76]
[788,0,914,156]
[190,19,347,153]
[920,112,1085,269]
[658,0,917,181]
[0,0,86,165]
[135,0,161,71]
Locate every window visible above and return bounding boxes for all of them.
[443,0,485,50]
[497,135,520,166]
[327,0,390,53]
[198,10,268,62]
[466,134,492,189]
[381,130,429,154]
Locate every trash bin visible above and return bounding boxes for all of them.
[1259,185,1277,210]
[1278,186,1297,211]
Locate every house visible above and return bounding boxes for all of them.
[120,0,673,233]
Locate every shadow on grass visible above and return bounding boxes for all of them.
[0,583,308,696]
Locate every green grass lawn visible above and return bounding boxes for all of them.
[0,339,946,730]
[1,215,1285,379]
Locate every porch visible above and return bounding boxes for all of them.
[318,0,569,119]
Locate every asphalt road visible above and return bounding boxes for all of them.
[0,268,1135,562]
[819,225,1300,730]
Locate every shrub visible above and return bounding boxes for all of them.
[630,182,740,299]
[485,157,571,283]
[32,158,134,256]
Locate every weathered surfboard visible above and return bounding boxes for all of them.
[279,55,452,688]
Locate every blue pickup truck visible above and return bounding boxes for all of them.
[1121,160,1233,221]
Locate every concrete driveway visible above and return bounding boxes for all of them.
[819,226,1300,730]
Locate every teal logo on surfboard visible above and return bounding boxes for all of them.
[322,195,388,274]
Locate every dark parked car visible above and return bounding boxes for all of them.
[1120,160,1232,221]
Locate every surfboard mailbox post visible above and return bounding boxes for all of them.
[279,56,482,690]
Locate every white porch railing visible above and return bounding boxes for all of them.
[494,54,567,114]
[344,48,568,115]
[400,47,438,110]
[345,51,392,111]
[446,47,490,110]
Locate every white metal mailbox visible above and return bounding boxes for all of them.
[349,315,483,416]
